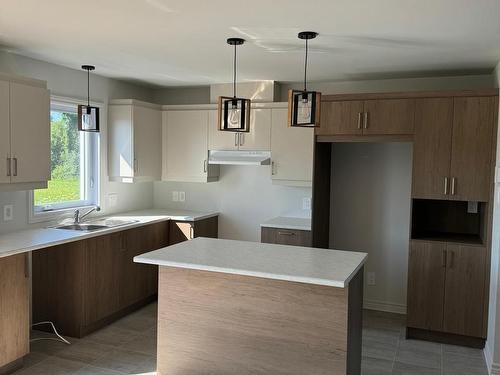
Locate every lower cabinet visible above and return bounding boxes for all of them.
[407,240,487,344]
[169,216,219,245]
[0,253,29,372]
[32,221,169,338]
[261,227,312,247]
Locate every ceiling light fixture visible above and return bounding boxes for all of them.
[78,65,100,132]
[288,31,321,128]
[218,38,250,132]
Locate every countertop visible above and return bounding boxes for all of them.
[134,237,367,288]
[0,209,218,259]
[260,216,311,231]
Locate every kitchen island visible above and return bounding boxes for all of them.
[135,237,367,375]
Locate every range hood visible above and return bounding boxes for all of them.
[208,150,271,166]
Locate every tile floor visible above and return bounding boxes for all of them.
[14,304,488,375]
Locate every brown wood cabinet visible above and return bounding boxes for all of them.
[317,98,415,136]
[169,216,218,245]
[407,240,487,342]
[412,96,497,202]
[33,221,169,338]
[261,227,312,247]
[0,254,29,373]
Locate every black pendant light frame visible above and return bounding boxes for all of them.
[78,65,100,132]
[218,38,251,132]
[288,31,321,128]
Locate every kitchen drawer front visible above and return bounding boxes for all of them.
[261,227,312,247]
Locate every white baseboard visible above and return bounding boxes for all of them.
[363,299,407,315]
[484,342,500,375]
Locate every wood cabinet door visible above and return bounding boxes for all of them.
[449,97,496,202]
[0,254,29,368]
[407,240,446,331]
[163,110,210,182]
[208,110,238,150]
[85,233,122,325]
[316,101,363,136]
[169,217,218,246]
[261,227,312,247]
[10,82,50,183]
[363,99,415,135]
[0,80,10,184]
[443,244,486,337]
[238,108,271,150]
[133,105,162,179]
[270,108,313,184]
[412,98,453,199]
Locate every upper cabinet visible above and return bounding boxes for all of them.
[208,108,271,151]
[412,96,497,202]
[108,100,162,182]
[317,98,415,136]
[270,108,313,186]
[0,76,50,190]
[163,109,219,183]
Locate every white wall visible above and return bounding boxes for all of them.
[154,166,311,242]
[0,51,155,234]
[485,62,500,374]
[330,143,412,314]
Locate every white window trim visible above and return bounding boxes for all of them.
[29,95,102,224]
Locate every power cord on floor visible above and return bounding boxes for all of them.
[30,321,71,345]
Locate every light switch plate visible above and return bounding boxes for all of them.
[467,201,478,214]
[179,191,186,202]
[302,197,311,210]
[367,272,376,286]
[172,191,179,202]
[3,205,13,221]
[107,193,118,208]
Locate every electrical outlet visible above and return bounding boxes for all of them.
[467,201,478,214]
[107,193,118,208]
[3,205,13,221]
[302,197,311,210]
[172,191,179,202]
[179,191,185,202]
[367,272,376,286]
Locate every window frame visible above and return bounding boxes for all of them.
[29,95,101,223]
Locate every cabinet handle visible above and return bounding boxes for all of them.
[442,250,447,268]
[278,231,295,236]
[234,133,238,147]
[24,253,30,278]
[189,226,194,239]
[13,157,17,177]
[6,157,11,177]
[451,177,456,196]
[444,177,448,195]
[363,112,369,129]
[357,113,362,129]
[203,159,207,173]
[240,133,244,146]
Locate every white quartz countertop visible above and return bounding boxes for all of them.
[0,209,218,259]
[260,216,311,231]
[134,237,366,288]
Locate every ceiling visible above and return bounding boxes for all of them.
[1,0,500,87]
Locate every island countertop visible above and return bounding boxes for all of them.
[134,237,367,288]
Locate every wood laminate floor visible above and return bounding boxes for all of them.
[13,305,488,375]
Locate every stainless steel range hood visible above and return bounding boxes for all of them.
[208,150,271,166]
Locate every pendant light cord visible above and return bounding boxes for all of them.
[304,38,308,92]
[87,69,90,107]
[233,43,237,98]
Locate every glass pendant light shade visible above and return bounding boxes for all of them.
[218,38,251,132]
[288,31,322,128]
[78,65,100,132]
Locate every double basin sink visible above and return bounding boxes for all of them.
[55,218,139,232]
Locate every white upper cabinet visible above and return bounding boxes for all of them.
[0,76,50,190]
[270,108,313,186]
[108,100,162,182]
[208,108,271,151]
[163,109,219,183]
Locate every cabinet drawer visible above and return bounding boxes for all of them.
[261,227,312,247]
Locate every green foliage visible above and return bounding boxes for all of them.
[34,179,80,205]
[50,112,80,179]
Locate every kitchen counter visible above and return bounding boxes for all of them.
[0,208,218,259]
[260,216,311,231]
[135,237,366,287]
[136,237,366,374]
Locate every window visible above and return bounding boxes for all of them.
[31,98,99,217]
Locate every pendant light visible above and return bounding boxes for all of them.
[78,65,100,132]
[288,31,321,128]
[218,38,251,132]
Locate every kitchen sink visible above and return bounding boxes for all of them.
[54,218,139,232]
[55,224,109,231]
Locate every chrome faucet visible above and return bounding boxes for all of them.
[74,206,100,224]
